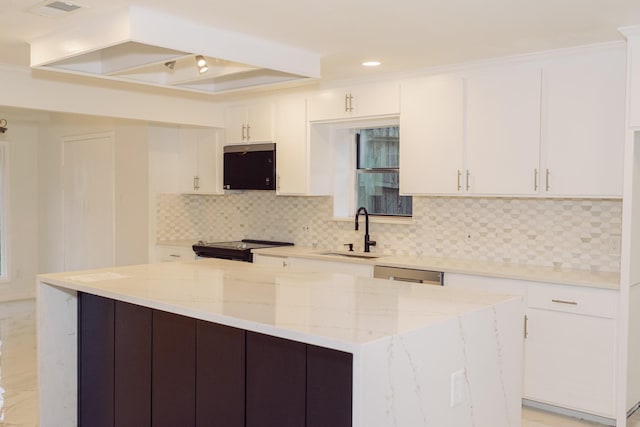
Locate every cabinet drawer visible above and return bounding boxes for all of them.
[156,245,194,262]
[527,283,617,319]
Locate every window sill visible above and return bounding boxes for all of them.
[331,216,413,225]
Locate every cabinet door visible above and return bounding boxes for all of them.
[177,128,221,194]
[307,345,353,427]
[275,95,308,194]
[196,321,245,427]
[152,310,196,427]
[524,309,616,417]
[307,88,349,121]
[246,102,275,142]
[225,102,274,143]
[466,65,541,195]
[194,128,220,193]
[542,48,626,197]
[246,332,306,427]
[224,105,249,143]
[114,301,152,427]
[350,81,400,118]
[308,82,400,121]
[78,293,115,427]
[177,128,200,192]
[400,75,464,194]
[627,35,640,128]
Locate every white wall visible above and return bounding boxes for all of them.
[38,113,149,275]
[0,112,41,301]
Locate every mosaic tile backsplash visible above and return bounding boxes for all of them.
[157,193,622,272]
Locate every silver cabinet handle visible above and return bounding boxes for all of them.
[194,176,200,191]
[283,261,288,267]
[534,168,539,192]
[276,174,281,190]
[552,299,578,305]
[345,93,354,112]
[170,254,181,258]
[546,169,550,192]
[457,170,462,191]
[466,170,471,191]
[524,315,528,339]
[246,124,251,140]
[242,124,246,141]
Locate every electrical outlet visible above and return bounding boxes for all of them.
[450,369,465,407]
[609,235,621,256]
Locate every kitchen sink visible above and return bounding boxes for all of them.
[319,252,381,259]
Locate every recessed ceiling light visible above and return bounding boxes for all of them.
[362,61,381,67]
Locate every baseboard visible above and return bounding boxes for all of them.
[523,399,616,426]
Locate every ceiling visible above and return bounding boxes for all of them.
[2,0,640,91]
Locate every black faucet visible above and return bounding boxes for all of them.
[355,206,376,252]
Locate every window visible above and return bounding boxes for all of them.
[356,126,411,217]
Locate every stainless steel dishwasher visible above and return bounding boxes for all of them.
[373,265,444,285]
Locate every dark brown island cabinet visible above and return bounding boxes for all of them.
[77,292,353,427]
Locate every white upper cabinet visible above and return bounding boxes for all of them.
[540,48,626,197]
[466,64,542,195]
[225,101,275,143]
[177,127,221,194]
[307,81,400,121]
[274,94,308,195]
[623,29,640,128]
[399,75,465,194]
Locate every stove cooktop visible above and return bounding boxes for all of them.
[192,239,294,262]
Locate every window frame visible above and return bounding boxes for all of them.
[354,126,412,218]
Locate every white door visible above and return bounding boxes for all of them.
[63,134,114,271]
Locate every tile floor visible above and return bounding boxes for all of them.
[1,299,639,427]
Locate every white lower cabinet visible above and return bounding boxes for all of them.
[445,273,617,419]
[156,245,195,262]
[254,254,373,277]
[289,257,373,277]
[524,283,617,418]
[253,254,290,268]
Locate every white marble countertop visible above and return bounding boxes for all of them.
[253,246,620,290]
[37,258,519,353]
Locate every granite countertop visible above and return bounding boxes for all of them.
[253,246,620,290]
[37,258,519,352]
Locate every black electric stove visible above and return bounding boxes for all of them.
[192,239,294,262]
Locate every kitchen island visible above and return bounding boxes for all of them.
[38,258,524,427]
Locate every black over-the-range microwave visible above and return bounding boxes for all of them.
[223,142,276,190]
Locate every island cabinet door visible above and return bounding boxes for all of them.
[246,332,306,427]
[306,345,353,427]
[114,301,152,427]
[196,321,246,427]
[78,293,115,427]
[152,310,197,427]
